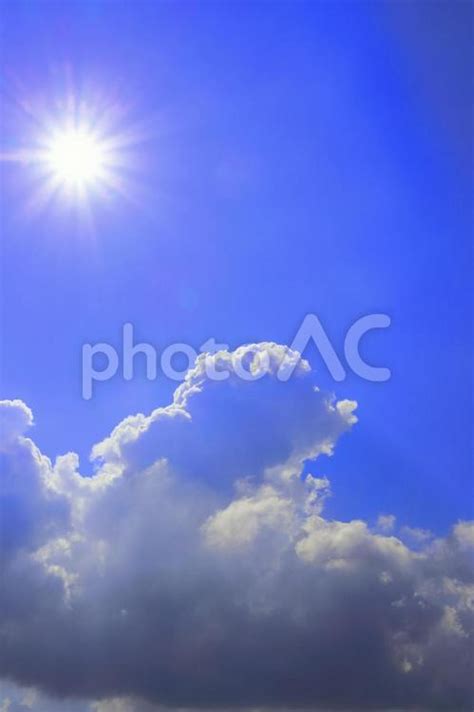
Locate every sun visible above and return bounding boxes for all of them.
[29,114,122,206]
[30,114,127,209]
[45,128,107,187]
[1,89,147,218]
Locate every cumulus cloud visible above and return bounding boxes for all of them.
[0,400,69,557]
[454,521,474,549]
[0,344,473,711]
[0,400,33,443]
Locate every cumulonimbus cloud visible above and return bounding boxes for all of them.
[0,343,473,711]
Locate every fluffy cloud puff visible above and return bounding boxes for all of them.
[0,343,473,711]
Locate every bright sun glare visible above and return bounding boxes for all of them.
[45,129,107,187]
[1,93,143,217]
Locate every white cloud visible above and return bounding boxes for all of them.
[376,513,396,532]
[454,520,474,549]
[0,399,33,443]
[203,484,296,551]
[400,526,433,546]
[0,344,472,711]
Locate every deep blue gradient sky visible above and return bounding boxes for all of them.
[1,1,472,533]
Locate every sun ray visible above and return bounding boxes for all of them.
[0,82,151,229]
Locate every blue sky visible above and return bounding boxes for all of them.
[0,3,473,710]
[2,1,471,533]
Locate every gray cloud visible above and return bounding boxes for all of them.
[0,344,473,711]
